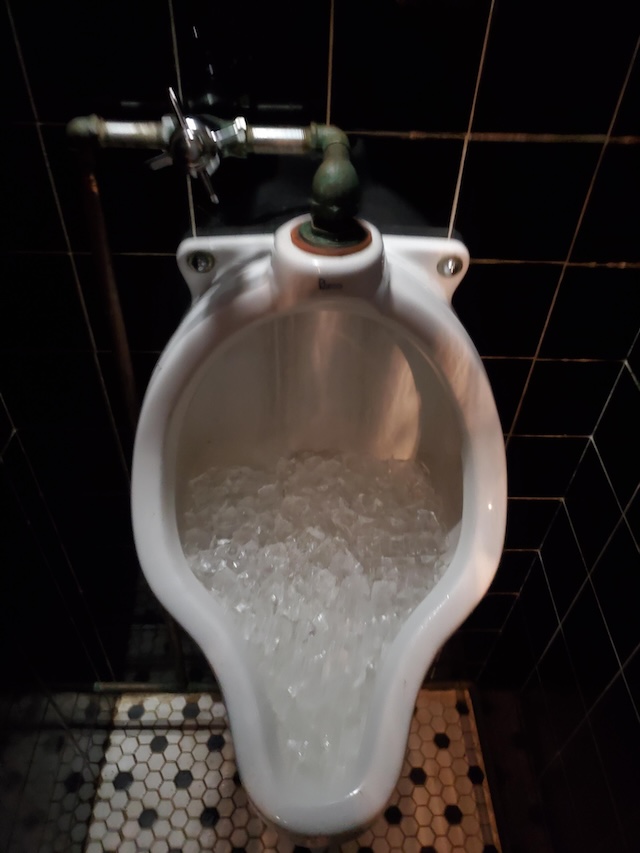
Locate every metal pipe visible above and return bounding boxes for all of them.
[246,125,313,155]
[73,144,140,441]
[67,115,168,149]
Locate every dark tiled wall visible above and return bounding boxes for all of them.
[2,1,639,847]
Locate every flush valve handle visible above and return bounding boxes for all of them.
[148,87,220,203]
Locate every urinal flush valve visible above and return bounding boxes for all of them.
[67,88,361,245]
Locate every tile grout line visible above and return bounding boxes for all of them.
[325,0,335,126]
[447,0,496,239]
[346,128,640,144]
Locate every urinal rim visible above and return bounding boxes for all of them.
[131,240,507,837]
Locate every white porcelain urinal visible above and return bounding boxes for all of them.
[131,215,507,845]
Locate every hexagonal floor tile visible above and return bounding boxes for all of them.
[80,689,501,852]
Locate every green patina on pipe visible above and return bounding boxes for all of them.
[303,124,363,245]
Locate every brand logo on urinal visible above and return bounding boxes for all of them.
[318,277,343,290]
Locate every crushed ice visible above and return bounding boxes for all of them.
[180,451,448,780]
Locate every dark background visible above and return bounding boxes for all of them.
[1,2,638,851]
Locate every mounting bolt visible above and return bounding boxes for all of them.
[188,251,215,273]
[437,256,463,277]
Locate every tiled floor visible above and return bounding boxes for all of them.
[1,689,502,853]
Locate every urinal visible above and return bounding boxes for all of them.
[131,214,507,845]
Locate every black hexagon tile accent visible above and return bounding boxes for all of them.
[112,770,133,790]
[200,806,219,827]
[409,766,427,785]
[207,733,225,751]
[468,764,486,785]
[174,769,193,788]
[444,804,463,825]
[150,734,168,753]
[384,804,403,824]
[127,703,144,720]
[434,731,450,748]
[183,701,200,719]
[138,807,157,828]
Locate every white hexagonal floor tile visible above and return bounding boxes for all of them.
[80,688,501,852]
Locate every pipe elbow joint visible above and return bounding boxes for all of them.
[310,125,360,229]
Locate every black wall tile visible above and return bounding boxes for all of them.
[628,491,640,551]
[624,646,640,710]
[453,263,558,357]
[520,555,559,660]
[461,593,515,631]
[474,0,639,133]
[353,137,462,230]
[9,0,176,122]
[505,499,559,549]
[438,630,498,669]
[614,54,640,136]
[0,254,91,351]
[76,254,190,352]
[537,630,585,749]
[0,125,65,253]
[480,599,534,689]
[540,267,640,360]
[482,358,530,432]
[1,3,32,122]
[489,549,535,593]
[454,142,599,260]
[19,424,128,499]
[563,582,619,709]
[539,758,581,853]
[521,669,559,774]
[590,674,640,824]
[0,449,108,684]
[561,719,622,851]
[595,366,640,509]
[591,521,640,665]
[629,334,640,382]
[507,437,586,497]
[0,350,111,430]
[566,444,621,570]
[515,361,619,436]
[176,0,330,125]
[0,396,12,454]
[541,504,587,623]
[572,145,640,262]
[331,0,491,132]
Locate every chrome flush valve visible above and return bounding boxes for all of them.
[148,88,228,203]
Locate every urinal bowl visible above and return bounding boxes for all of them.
[131,217,507,843]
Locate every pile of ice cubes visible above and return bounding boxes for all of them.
[180,451,448,780]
